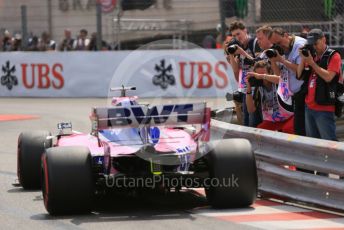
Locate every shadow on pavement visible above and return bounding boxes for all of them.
[30,189,208,224]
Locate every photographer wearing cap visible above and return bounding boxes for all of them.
[297,29,343,141]
[246,61,294,134]
[268,28,307,136]
[225,21,262,127]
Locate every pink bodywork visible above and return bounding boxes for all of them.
[56,95,209,174]
[57,127,197,157]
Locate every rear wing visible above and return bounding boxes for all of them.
[91,103,208,130]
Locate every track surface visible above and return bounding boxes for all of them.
[0,98,343,230]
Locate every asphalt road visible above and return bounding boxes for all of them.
[0,98,258,230]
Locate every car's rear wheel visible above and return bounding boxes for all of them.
[205,139,257,208]
[17,131,52,189]
[42,146,94,215]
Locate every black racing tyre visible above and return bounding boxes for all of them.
[42,146,94,215]
[17,131,52,189]
[205,139,257,208]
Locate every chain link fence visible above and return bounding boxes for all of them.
[258,0,343,22]
[244,0,344,46]
[0,0,344,51]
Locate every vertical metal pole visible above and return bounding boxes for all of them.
[254,0,261,22]
[96,2,102,50]
[329,23,332,45]
[336,21,339,46]
[185,25,189,48]
[47,0,53,38]
[218,0,226,42]
[21,5,28,51]
[116,0,122,50]
[111,11,115,49]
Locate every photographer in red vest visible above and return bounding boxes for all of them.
[297,29,343,141]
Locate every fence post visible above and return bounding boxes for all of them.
[47,0,53,38]
[218,0,227,42]
[20,5,28,51]
[116,0,122,50]
[96,2,102,50]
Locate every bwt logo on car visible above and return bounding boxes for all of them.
[1,60,64,90]
[107,104,194,126]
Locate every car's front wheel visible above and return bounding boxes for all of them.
[17,131,52,189]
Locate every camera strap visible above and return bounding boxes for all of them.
[318,47,334,68]
[288,35,296,53]
[247,37,261,58]
[313,48,342,105]
[317,47,340,83]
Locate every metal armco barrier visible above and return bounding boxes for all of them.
[210,119,344,211]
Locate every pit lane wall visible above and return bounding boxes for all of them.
[0,50,236,98]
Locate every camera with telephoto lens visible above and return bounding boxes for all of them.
[265,49,278,58]
[248,76,264,87]
[225,38,241,55]
[301,44,316,57]
[265,44,284,58]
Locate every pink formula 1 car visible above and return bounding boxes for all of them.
[17,87,257,215]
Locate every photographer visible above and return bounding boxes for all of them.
[225,21,262,127]
[246,61,294,134]
[297,29,342,141]
[268,28,307,136]
[256,25,274,58]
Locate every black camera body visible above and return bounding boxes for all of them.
[265,49,278,58]
[301,44,316,57]
[232,90,243,103]
[225,38,241,55]
[227,45,238,54]
[265,44,284,58]
[243,57,256,66]
[248,76,264,87]
[242,57,263,67]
